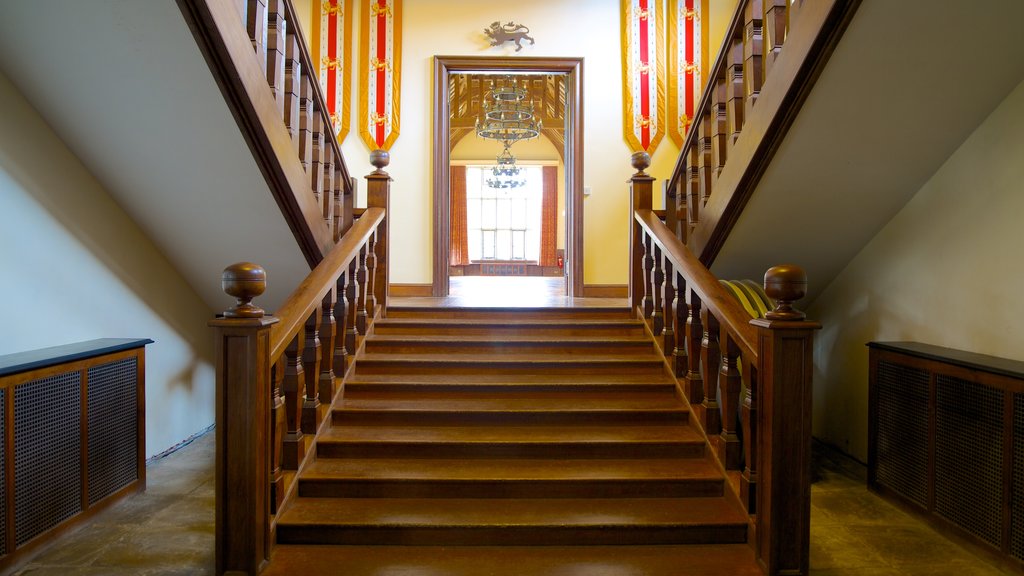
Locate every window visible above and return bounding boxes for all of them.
[465,165,543,261]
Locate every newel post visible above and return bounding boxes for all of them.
[750,264,820,576]
[367,149,391,318]
[209,263,279,576]
[628,152,654,313]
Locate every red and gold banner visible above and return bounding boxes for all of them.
[359,0,401,151]
[621,0,665,154]
[667,0,709,145]
[312,0,353,143]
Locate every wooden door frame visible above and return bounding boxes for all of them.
[432,56,584,297]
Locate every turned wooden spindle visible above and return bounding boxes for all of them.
[718,329,743,470]
[365,231,378,316]
[322,147,335,229]
[265,0,286,116]
[642,234,655,321]
[298,78,314,171]
[270,357,286,512]
[283,26,301,153]
[685,290,704,405]
[651,243,664,336]
[245,0,268,71]
[673,272,689,379]
[743,0,764,115]
[356,243,369,335]
[701,309,721,435]
[764,264,807,320]
[763,0,789,78]
[281,330,305,469]
[345,258,360,354]
[310,112,325,201]
[740,356,758,513]
[662,257,675,355]
[711,78,729,184]
[726,34,745,146]
[333,273,350,378]
[697,112,713,209]
[301,309,322,434]
[221,262,267,318]
[318,289,337,404]
[629,152,653,313]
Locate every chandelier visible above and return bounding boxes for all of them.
[487,144,526,189]
[475,77,542,146]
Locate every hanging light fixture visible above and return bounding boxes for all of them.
[475,76,543,146]
[487,143,526,189]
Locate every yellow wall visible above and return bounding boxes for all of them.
[293,0,738,285]
[807,79,1024,461]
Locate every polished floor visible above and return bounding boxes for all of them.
[415,276,621,308]
[10,430,1019,575]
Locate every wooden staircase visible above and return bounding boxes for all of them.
[265,305,762,575]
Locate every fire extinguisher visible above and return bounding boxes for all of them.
[557,256,564,268]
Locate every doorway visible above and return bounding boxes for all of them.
[432,56,584,298]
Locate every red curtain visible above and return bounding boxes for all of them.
[449,165,470,266]
[539,166,558,266]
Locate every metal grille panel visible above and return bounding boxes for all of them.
[0,390,6,556]
[87,358,138,505]
[935,375,1003,547]
[874,360,929,507]
[14,372,82,546]
[1012,393,1024,560]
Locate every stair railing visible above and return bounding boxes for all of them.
[631,153,819,576]
[208,155,390,576]
[665,0,859,264]
[178,0,356,266]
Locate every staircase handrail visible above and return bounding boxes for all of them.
[208,155,391,576]
[664,0,860,265]
[178,0,357,265]
[630,154,820,576]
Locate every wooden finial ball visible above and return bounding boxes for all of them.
[222,262,266,318]
[631,151,651,174]
[369,149,390,171]
[764,264,807,321]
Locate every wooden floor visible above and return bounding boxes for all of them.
[397,276,624,308]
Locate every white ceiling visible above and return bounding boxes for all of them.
[0,0,310,313]
[711,0,1024,304]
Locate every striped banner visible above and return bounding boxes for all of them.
[359,0,401,151]
[668,0,709,146]
[312,0,353,143]
[621,0,665,154]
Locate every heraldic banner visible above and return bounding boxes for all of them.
[621,0,665,155]
[312,0,353,143]
[667,0,708,146]
[359,0,401,151]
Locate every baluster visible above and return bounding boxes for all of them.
[642,234,655,321]
[701,308,721,435]
[245,0,268,69]
[301,308,322,434]
[270,357,285,512]
[662,257,675,354]
[628,152,654,313]
[711,78,728,186]
[743,0,764,115]
[322,146,334,229]
[344,176,356,233]
[697,111,714,209]
[365,231,378,318]
[356,243,369,335]
[651,244,664,336]
[367,150,392,315]
[332,163,343,242]
[281,330,305,469]
[663,180,679,239]
[345,259,360,357]
[319,288,337,404]
[682,153,695,243]
[726,34,745,147]
[763,0,788,79]
[298,79,314,172]
[283,27,301,154]
[741,358,758,513]
[718,328,743,469]
[265,0,286,117]
[310,111,325,202]
[672,272,688,378]
[333,272,351,377]
[685,289,704,405]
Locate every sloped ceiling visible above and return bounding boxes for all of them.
[711,0,1024,305]
[0,0,310,312]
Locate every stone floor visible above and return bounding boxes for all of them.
[9,431,1019,575]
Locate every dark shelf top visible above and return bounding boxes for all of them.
[867,341,1024,381]
[0,338,154,377]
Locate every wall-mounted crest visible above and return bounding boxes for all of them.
[483,21,535,52]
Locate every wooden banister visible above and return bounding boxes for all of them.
[210,157,390,576]
[630,158,820,575]
[664,0,860,265]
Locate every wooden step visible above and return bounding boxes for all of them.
[385,306,633,321]
[344,371,675,384]
[297,457,724,498]
[342,380,680,395]
[276,497,748,546]
[372,318,647,337]
[362,336,655,355]
[316,423,705,459]
[352,354,668,377]
[263,544,763,576]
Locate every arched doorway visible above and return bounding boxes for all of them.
[432,56,584,297]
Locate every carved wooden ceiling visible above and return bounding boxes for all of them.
[448,73,566,160]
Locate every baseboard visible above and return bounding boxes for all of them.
[389,283,432,297]
[582,284,627,298]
